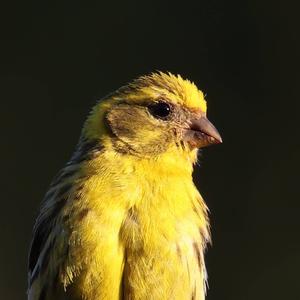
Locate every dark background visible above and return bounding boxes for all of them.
[1,0,299,299]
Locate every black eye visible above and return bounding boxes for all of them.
[148,102,172,119]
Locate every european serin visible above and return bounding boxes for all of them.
[28,72,222,300]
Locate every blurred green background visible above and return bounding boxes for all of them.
[1,0,299,299]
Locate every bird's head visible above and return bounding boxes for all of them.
[83,72,222,162]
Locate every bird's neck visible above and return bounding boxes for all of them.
[76,145,197,209]
[92,147,196,181]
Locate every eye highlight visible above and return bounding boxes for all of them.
[147,101,172,119]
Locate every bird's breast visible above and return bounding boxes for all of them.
[118,188,207,300]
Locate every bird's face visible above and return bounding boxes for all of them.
[84,73,222,158]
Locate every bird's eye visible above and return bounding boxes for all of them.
[147,102,172,119]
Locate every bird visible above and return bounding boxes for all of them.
[28,72,222,300]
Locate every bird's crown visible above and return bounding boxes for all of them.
[115,72,207,112]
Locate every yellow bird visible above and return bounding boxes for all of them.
[28,72,222,300]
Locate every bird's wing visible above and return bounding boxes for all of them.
[27,166,77,300]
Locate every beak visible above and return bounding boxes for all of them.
[183,116,222,148]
